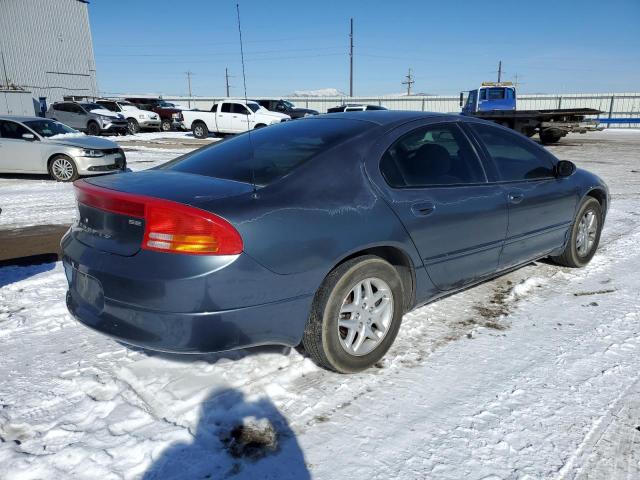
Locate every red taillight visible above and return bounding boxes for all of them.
[74,180,243,255]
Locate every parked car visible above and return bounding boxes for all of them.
[62,111,608,373]
[327,104,388,113]
[124,98,184,132]
[182,99,290,139]
[0,116,126,181]
[254,99,319,119]
[46,102,129,136]
[96,99,161,134]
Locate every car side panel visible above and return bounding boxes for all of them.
[193,138,437,305]
[498,178,577,269]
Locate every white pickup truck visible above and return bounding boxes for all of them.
[182,99,290,138]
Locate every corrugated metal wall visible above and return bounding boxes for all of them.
[165,93,640,127]
[0,0,97,111]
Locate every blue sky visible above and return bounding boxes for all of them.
[89,0,640,97]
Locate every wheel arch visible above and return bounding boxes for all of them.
[585,187,607,215]
[333,245,416,313]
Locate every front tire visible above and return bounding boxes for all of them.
[192,122,208,139]
[127,118,140,134]
[302,256,404,373]
[48,155,78,182]
[551,197,603,267]
[161,119,172,132]
[86,121,101,136]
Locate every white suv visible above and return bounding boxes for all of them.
[96,100,161,134]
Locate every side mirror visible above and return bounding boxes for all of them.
[459,92,464,107]
[556,160,576,177]
[22,133,36,141]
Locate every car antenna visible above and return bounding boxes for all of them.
[236,3,257,198]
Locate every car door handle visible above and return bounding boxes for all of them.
[508,192,525,204]
[411,202,436,216]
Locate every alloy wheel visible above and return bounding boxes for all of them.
[51,158,74,181]
[576,210,598,257]
[337,277,394,356]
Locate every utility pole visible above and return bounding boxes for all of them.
[497,60,502,82]
[513,72,522,88]
[185,71,193,108]
[225,67,232,97]
[349,18,354,97]
[402,68,415,96]
[0,50,10,88]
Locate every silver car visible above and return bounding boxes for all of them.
[0,116,126,182]
[46,101,129,136]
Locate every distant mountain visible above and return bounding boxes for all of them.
[289,88,346,97]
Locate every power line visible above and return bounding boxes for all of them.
[402,68,415,96]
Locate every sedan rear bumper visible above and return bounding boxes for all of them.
[61,232,316,353]
[66,286,312,353]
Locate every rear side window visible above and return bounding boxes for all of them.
[160,119,370,185]
[470,123,555,181]
[220,103,232,113]
[380,123,485,187]
[0,120,30,139]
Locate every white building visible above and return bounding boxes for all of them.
[0,0,98,115]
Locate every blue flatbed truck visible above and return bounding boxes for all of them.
[460,82,603,144]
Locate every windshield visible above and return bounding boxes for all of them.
[23,119,78,137]
[79,103,104,112]
[98,102,120,112]
[283,100,295,109]
[159,118,371,185]
[247,103,260,113]
[157,101,174,108]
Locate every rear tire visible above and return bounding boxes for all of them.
[302,256,404,373]
[87,121,101,136]
[551,197,603,267]
[192,122,209,139]
[539,130,562,144]
[127,118,140,134]
[48,155,78,182]
[161,119,172,132]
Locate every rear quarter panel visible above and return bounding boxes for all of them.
[194,134,424,290]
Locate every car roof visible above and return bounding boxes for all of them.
[315,110,458,126]
[0,115,48,123]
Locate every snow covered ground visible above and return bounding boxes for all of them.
[1,130,640,479]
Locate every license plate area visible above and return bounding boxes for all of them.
[65,263,105,313]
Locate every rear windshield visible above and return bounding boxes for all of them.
[159,119,370,185]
